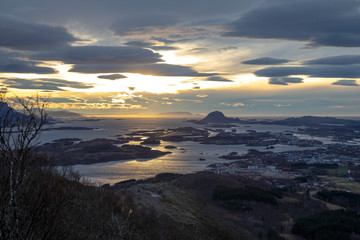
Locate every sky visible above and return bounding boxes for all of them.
[1,0,360,116]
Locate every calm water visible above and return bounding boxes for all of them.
[39,118,350,185]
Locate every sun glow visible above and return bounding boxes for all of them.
[160,51,201,65]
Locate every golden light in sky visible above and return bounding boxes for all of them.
[0,0,360,115]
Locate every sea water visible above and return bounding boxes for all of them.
[39,118,351,185]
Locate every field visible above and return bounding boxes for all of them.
[320,176,360,193]
[327,166,349,175]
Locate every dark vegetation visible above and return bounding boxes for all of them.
[291,162,339,169]
[212,185,280,205]
[316,189,360,210]
[292,210,360,240]
[0,94,125,240]
[267,230,285,240]
[171,172,329,239]
[0,166,124,240]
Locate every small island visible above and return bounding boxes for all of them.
[40,138,171,165]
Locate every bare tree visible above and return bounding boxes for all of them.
[0,91,49,239]
[0,91,125,240]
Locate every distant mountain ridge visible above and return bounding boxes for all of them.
[273,116,360,127]
[47,110,83,119]
[0,102,28,126]
[189,112,360,127]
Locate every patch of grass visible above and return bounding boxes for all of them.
[299,168,311,174]
[328,166,349,175]
[321,176,360,193]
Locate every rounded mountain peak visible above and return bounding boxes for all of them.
[200,111,240,123]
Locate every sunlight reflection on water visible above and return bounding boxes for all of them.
[41,118,344,185]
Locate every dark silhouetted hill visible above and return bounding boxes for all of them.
[199,111,242,123]
[47,110,83,119]
[273,116,360,127]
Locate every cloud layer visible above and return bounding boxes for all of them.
[34,46,163,65]
[0,51,56,74]
[255,66,360,78]
[111,14,179,36]
[269,77,303,85]
[304,55,360,65]
[242,57,290,65]
[204,76,233,82]
[225,0,360,47]
[1,78,93,91]
[332,80,359,86]
[0,15,77,51]
[97,74,127,80]
[70,63,214,76]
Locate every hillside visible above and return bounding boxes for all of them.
[110,171,339,240]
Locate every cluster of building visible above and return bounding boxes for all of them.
[273,133,323,147]
[209,162,299,177]
[204,130,324,148]
[209,145,360,179]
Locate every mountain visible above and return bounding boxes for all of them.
[199,111,242,123]
[47,110,83,119]
[273,116,360,127]
[0,102,28,126]
[0,102,14,116]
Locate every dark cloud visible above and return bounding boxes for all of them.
[49,97,86,103]
[0,78,93,91]
[70,63,215,77]
[205,76,234,82]
[150,46,178,51]
[125,40,178,51]
[218,46,238,52]
[224,0,360,47]
[33,46,162,65]
[0,61,56,74]
[151,37,178,45]
[242,57,290,65]
[110,14,179,36]
[255,66,360,78]
[0,0,258,26]
[304,55,360,65]
[33,45,212,77]
[124,40,154,48]
[0,51,56,74]
[269,77,303,85]
[97,74,127,80]
[0,15,77,51]
[332,80,359,86]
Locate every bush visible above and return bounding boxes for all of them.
[292,209,360,240]
[212,185,277,205]
[267,229,285,240]
[222,200,252,211]
[316,190,360,209]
